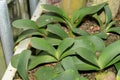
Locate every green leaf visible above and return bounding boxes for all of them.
[11,54,20,68]
[107,27,120,34]
[73,56,100,70]
[30,37,56,57]
[92,14,103,27]
[105,21,116,31]
[37,14,65,27]
[76,47,98,66]
[61,36,97,58]
[88,36,105,52]
[115,62,120,71]
[47,24,68,39]
[107,56,120,67]
[41,4,68,19]
[57,38,74,57]
[17,50,31,80]
[53,70,82,80]
[73,38,95,53]
[61,57,77,71]
[104,5,112,25]
[16,29,42,43]
[35,66,58,80]
[94,31,108,39]
[72,2,107,27]
[12,19,38,29]
[54,63,64,73]
[71,27,90,36]
[28,55,57,70]
[45,37,62,45]
[98,40,120,69]
[60,49,76,59]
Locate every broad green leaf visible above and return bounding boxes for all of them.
[98,40,120,69]
[61,36,97,59]
[30,37,56,57]
[71,27,90,36]
[107,56,120,68]
[116,69,120,80]
[89,36,105,52]
[104,5,112,25]
[61,57,77,71]
[105,21,116,31]
[37,14,65,27]
[16,29,42,43]
[60,48,76,59]
[11,54,20,68]
[45,37,62,45]
[57,38,74,57]
[54,63,64,73]
[74,56,100,70]
[72,2,107,27]
[76,47,98,66]
[115,62,120,71]
[12,19,38,29]
[28,55,57,70]
[94,31,108,39]
[17,50,31,80]
[73,38,95,53]
[107,27,120,34]
[35,66,58,80]
[41,4,68,19]
[53,70,81,80]
[47,24,68,39]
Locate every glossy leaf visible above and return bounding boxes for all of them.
[28,55,57,70]
[61,57,77,71]
[71,27,90,36]
[53,70,82,80]
[30,37,56,57]
[54,63,64,73]
[57,38,74,57]
[45,37,62,45]
[47,24,68,39]
[76,47,98,66]
[98,40,120,69]
[16,29,42,43]
[41,4,68,19]
[105,21,116,32]
[92,14,103,27]
[11,50,31,80]
[74,57,100,71]
[104,5,112,25]
[37,14,65,27]
[35,66,58,80]
[88,36,105,52]
[94,31,108,39]
[107,27,120,34]
[72,2,107,26]
[107,55,120,68]
[12,19,38,29]
[73,38,95,52]
[11,54,20,68]
[115,62,120,71]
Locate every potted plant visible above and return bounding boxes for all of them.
[6,2,120,80]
